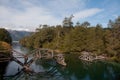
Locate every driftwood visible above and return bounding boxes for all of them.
[79,51,106,62]
[1,48,67,74]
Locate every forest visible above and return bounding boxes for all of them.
[20,16,120,62]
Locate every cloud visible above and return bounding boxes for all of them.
[0,0,90,31]
[0,4,61,31]
[0,0,107,31]
[47,0,85,10]
[73,8,103,21]
[45,0,87,17]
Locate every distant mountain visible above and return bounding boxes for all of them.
[8,30,32,41]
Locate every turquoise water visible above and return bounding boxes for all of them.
[0,42,120,80]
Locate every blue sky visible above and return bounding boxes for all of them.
[0,0,120,31]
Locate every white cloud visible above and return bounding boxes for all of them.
[0,0,104,31]
[48,0,85,10]
[73,8,103,21]
[0,5,61,31]
[46,0,87,17]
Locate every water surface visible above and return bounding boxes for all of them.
[0,42,120,80]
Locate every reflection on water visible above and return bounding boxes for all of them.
[0,42,120,80]
[0,62,9,80]
[65,54,120,80]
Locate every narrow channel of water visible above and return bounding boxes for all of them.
[0,42,120,80]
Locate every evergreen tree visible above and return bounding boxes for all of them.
[0,28,12,44]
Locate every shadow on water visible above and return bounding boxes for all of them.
[0,62,9,80]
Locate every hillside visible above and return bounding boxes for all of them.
[8,30,32,41]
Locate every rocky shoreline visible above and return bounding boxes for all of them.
[79,51,107,62]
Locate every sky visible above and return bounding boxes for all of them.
[0,0,120,31]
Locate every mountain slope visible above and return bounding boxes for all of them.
[8,30,32,41]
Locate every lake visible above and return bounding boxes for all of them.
[0,42,120,80]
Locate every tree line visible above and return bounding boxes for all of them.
[20,16,120,62]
